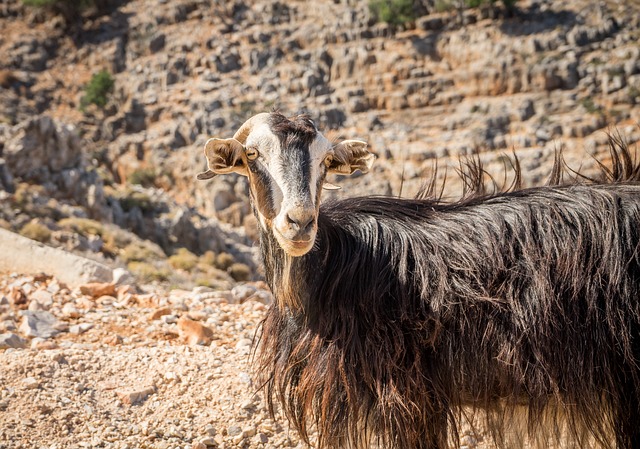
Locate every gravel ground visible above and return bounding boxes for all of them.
[0,272,495,449]
[0,273,308,449]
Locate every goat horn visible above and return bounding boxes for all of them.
[323,182,341,190]
[196,170,216,180]
[233,112,271,144]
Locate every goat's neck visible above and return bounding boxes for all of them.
[258,223,319,313]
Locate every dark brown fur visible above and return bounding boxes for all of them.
[255,137,640,449]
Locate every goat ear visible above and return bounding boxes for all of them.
[200,138,247,178]
[330,140,375,175]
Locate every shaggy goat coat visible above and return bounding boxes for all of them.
[256,143,640,449]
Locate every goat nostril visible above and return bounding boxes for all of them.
[286,213,298,228]
[299,216,313,231]
[285,212,314,233]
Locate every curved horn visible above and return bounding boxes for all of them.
[233,112,271,144]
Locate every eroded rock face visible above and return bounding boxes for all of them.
[0,0,639,286]
[3,116,82,182]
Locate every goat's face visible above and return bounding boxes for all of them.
[198,112,374,257]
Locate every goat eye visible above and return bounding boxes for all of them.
[246,148,259,161]
[324,155,333,167]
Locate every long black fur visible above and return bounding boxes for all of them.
[256,139,640,449]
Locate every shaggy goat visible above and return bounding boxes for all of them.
[198,112,640,449]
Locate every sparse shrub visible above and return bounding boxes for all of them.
[215,252,235,270]
[121,241,165,262]
[228,263,251,282]
[580,97,602,115]
[199,250,217,266]
[101,227,132,256]
[19,221,51,243]
[80,70,114,110]
[118,190,154,213]
[127,261,169,282]
[58,217,104,237]
[128,168,156,187]
[369,0,416,26]
[169,248,198,271]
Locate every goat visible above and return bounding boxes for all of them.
[197,112,640,449]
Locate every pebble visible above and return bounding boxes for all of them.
[22,377,39,389]
[116,386,156,405]
[61,302,82,318]
[0,333,27,349]
[177,317,213,346]
[149,307,172,321]
[69,323,94,334]
[30,289,53,307]
[198,437,215,446]
[19,310,62,338]
[79,283,117,299]
[226,425,242,437]
[231,285,257,303]
[112,268,135,285]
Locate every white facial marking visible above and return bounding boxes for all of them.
[241,118,341,257]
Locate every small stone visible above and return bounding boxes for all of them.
[27,300,48,312]
[257,433,269,443]
[164,371,180,382]
[198,437,215,446]
[231,284,257,303]
[161,314,178,324]
[235,338,252,354]
[178,317,213,346]
[19,311,61,338]
[149,307,172,321]
[0,333,27,349]
[69,323,93,334]
[242,427,256,438]
[112,268,134,285]
[8,287,26,306]
[192,443,207,449]
[97,295,116,306]
[204,426,216,437]
[103,334,123,346]
[61,303,81,318]
[22,377,39,389]
[30,290,53,307]
[227,425,242,437]
[116,385,156,405]
[2,320,17,331]
[79,282,116,299]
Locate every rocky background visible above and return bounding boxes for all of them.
[1,0,639,447]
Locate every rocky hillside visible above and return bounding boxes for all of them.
[1,0,639,285]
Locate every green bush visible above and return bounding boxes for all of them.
[214,252,235,270]
[169,248,199,271]
[228,263,251,282]
[121,241,165,263]
[127,261,169,283]
[128,168,156,187]
[369,0,416,26]
[58,217,104,237]
[22,0,95,28]
[20,221,51,243]
[80,70,114,110]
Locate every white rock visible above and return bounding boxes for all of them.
[0,333,27,349]
[22,377,39,389]
[112,268,135,286]
[19,311,61,338]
